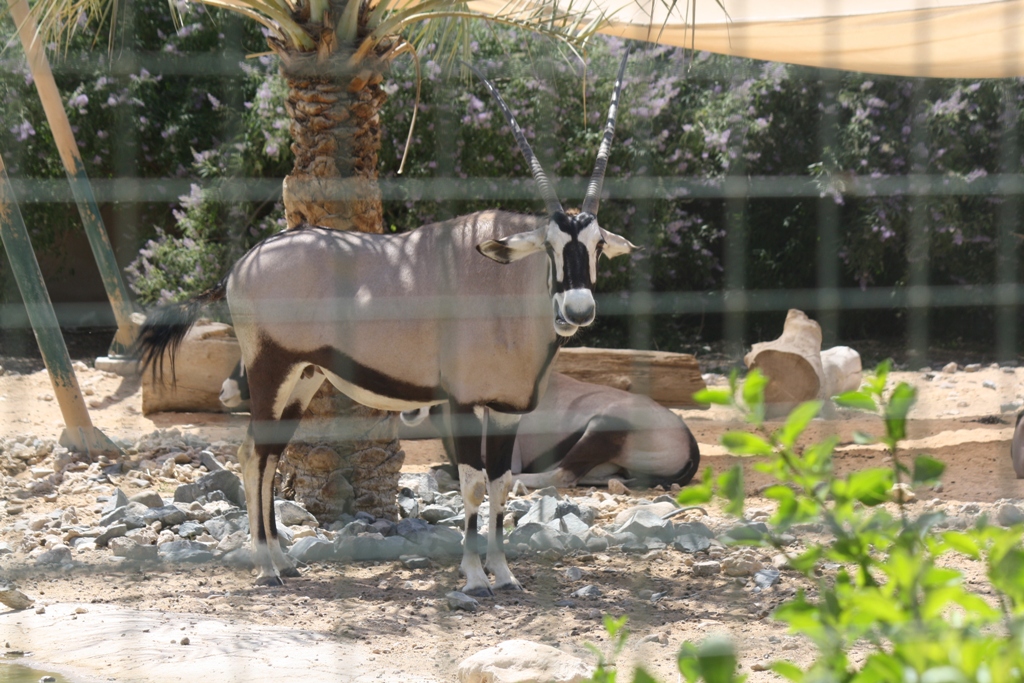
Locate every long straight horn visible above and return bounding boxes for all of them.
[465,63,564,216]
[581,49,630,216]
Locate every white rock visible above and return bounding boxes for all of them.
[458,640,591,683]
[108,537,138,557]
[613,502,678,526]
[996,504,1024,526]
[216,530,247,555]
[942,362,958,373]
[721,550,763,577]
[275,500,318,527]
[821,346,862,398]
[26,514,49,532]
[0,583,33,610]
[126,528,158,546]
[692,561,721,577]
[891,483,917,504]
[607,479,629,495]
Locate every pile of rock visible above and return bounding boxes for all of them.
[1,429,785,579]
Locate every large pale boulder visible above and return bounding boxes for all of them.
[553,347,707,408]
[458,640,592,683]
[141,322,240,415]
[744,310,826,417]
[820,346,862,398]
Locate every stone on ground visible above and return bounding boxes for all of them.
[0,581,33,610]
[612,501,678,526]
[446,591,480,612]
[996,503,1024,526]
[458,639,591,683]
[820,346,862,397]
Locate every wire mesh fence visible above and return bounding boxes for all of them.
[2,7,1024,683]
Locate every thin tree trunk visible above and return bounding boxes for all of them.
[273,48,404,524]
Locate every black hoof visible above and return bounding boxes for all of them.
[255,575,284,587]
[495,581,524,592]
[280,566,301,578]
[463,585,495,598]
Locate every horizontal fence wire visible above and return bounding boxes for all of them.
[10,174,1024,202]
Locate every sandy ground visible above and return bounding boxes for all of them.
[1,358,1022,682]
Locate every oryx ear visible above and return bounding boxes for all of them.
[477,228,547,264]
[600,229,639,259]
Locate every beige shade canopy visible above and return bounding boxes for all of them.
[469,0,1024,78]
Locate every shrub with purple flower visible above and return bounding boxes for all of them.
[3,7,1022,348]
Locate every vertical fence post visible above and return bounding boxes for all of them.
[817,2,841,348]
[0,154,120,456]
[8,0,140,356]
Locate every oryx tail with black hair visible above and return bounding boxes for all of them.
[132,281,226,384]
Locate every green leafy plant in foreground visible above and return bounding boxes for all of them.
[588,361,1024,683]
[586,616,744,683]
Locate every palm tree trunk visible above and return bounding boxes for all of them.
[274,49,405,524]
[278,50,388,233]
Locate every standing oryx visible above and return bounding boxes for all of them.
[134,52,636,594]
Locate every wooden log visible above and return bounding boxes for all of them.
[552,347,707,408]
[141,322,240,415]
[744,309,825,418]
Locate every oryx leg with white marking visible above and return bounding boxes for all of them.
[237,427,276,580]
[246,362,323,586]
[450,404,492,597]
[483,409,522,592]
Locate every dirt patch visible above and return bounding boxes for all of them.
[1,358,1022,682]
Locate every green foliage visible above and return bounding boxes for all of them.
[0,0,271,295]
[124,57,289,305]
[125,184,228,306]
[584,619,745,683]
[8,9,1023,348]
[584,615,631,683]
[678,636,745,683]
[585,364,1024,682]
[680,363,1024,682]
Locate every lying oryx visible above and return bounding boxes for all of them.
[134,53,636,594]
[403,372,701,489]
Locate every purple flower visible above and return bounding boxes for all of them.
[68,93,89,113]
[10,120,35,141]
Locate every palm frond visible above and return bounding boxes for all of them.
[358,0,606,68]
[23,0,314,51]
[17,0,116,54]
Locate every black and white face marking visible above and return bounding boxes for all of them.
[476,213,638,338]
[546,212,603,337]
[469,49,637,339]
